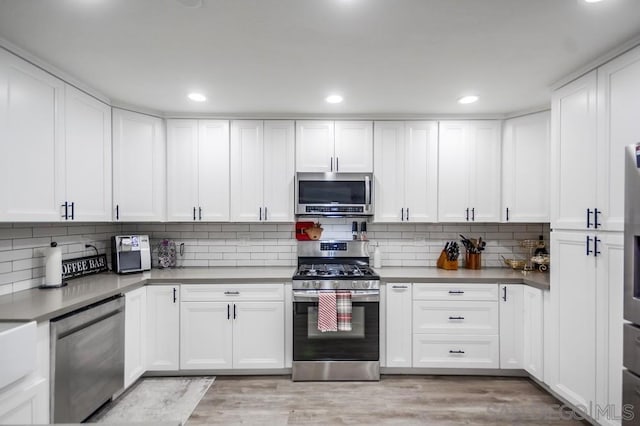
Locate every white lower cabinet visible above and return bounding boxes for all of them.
[180,284,285,370]
[181,302,233,369]
[522,286,544,381]
[412,334,500,369]
[411,283,500,369]
[124,287,147,389]
[146,285,180,371]
[385,283,412,367]
[0,322,49,425]
[499,284,523,369]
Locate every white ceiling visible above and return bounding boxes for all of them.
[0,0,639,116]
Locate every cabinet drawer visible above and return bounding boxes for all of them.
[413,283,498,301]
[413,301,498,335]
[181,283,284,302]
[412,334,499,369]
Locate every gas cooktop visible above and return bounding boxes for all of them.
[294,263,379,280]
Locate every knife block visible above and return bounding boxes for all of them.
[437,250,458,270]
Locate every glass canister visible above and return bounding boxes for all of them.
[157,239,177,268]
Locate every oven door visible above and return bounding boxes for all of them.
[293,290,379,361]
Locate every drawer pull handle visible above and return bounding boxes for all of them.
[224,291,240,296]
[448,316,465,320]
[392,285,408,289]
[449,350,465,354]
[448,290,464,294]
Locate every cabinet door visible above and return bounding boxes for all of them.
[502,111,550,222]
[64,85,112,221]
[373,121,405,222]
[438,122,470,222]
[0,379,48,425]
[166,119,199,221]
[549,231,597,408]
[595,233,624,425]
[597,45,640,232]
[405,121,438,222]
[0,49,65,221]
[198,120,230,221]
[233,302,284,369]
[386,283,412,367]
[295,120,334,172]
[523,285,544,381]
[334,121,373,172]
[231,120,264,222]
[263,120,295,222]
[146,285,179,371]
[112,109,165,221]
[469,121,501,222]
[180,302,232,370]
[499,284,523,369]
[551,71,598,230]
[124,287,146,389]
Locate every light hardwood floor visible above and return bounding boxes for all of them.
[187,375,588,425]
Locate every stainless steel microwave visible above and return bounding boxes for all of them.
[295,172,373,216]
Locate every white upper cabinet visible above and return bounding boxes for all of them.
[113,109,165,222]
[0,49,65,221]
[551,71,598,230]
[231,120,294,222]
[502,111,550,223]
[166,119,229,222]
[198,120,231,221]
[296,120,372,172]
[374,121,438,222]
[263,121,295,222]
[167,119,199,221]
[596,45,640,232]
[438,121,501,222]
[64,85,112,221]
[334,121,373,173]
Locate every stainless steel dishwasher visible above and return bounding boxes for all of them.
[50,294,125,423]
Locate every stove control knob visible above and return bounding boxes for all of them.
[352,280,358,289]
[332,281,339,289]
[363,281,371,289]
[313,281,320,289]
[303,281,310,289]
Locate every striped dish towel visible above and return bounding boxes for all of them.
[318,291,337,332]
[336,291,352,331]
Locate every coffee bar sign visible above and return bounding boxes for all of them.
[62,254,109,280]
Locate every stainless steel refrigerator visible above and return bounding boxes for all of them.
[623,143,640,424]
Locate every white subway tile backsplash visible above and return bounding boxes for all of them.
[0,221,549,295]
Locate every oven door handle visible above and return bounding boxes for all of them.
[292,291,380,303]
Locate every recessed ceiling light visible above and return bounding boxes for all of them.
[584,0,604,3]
[458,95,479,104]
[325,94,343,104]
[188,93,206,102]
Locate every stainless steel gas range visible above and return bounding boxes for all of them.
[292,240,380,381]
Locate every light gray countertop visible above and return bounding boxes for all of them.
[376,267,550,290]
[0,266,548,322]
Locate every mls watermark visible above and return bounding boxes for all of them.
[487,402,635,422]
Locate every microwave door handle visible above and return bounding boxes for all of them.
[365,175,371,205]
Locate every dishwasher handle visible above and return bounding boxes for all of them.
[51,295,124,338]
